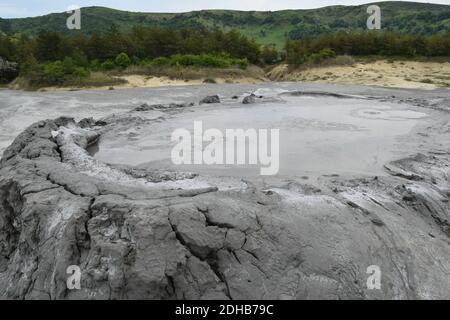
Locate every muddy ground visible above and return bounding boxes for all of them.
[0,83,449,299]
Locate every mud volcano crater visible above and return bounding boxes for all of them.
[0,88,449,300]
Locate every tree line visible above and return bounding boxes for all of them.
[286,31,450,66]
[1,26,450,81]
[0,26,270,86]
[0,26,263,68]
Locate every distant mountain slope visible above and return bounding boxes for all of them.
[1,1,449,49]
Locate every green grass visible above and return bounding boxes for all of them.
[117,64,264,81]
[240,25,291,49]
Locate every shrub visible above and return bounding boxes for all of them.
[234,58,248,69]
[171,54,197,67]
[262,45,279,64]
[287,46,337,67]
[88,54,252,71]
[19,55,40,76]
[197,54,230,68]
[151,57,171,66]
[150,54,248,69]
[130,56,141,65]
[72,51,89,68]
[101,59,115,70]
[90,59,101,70]
[308,49,336,64]
[42,61,65,84]
[115,52,131,68]
[62,57,76,74]
[72,67,89,78]
[318,48,336,59]
[139,59,151,67]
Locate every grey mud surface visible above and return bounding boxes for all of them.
[0,82,449,299]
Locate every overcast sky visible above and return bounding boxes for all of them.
[1,0,449,18]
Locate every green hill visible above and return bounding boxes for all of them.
[1,1,450,49]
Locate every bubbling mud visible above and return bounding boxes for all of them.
[92,93,428,177]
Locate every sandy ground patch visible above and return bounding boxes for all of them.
[268,60,450,89]
[36,74,266,92]
[118,75,265,87]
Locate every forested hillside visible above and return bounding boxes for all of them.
[1,1,449,49]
